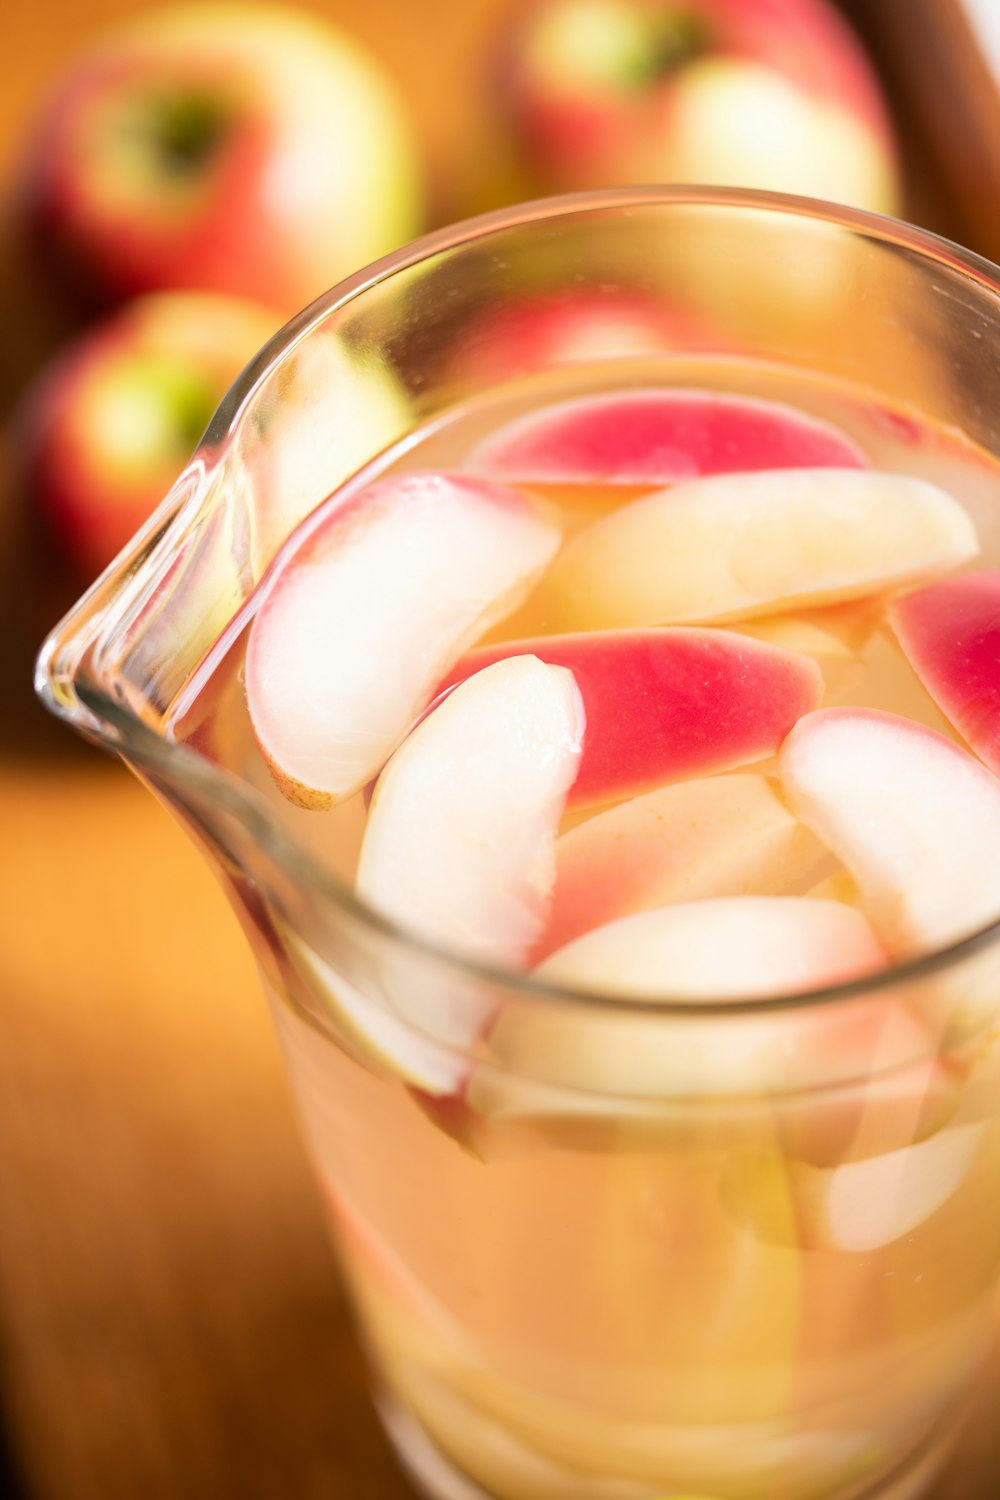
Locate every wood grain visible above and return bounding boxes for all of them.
[1,3,998,1498]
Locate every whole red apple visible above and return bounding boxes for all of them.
[18,291,280,578]
[18,4,423,314]
[488,0,900,214]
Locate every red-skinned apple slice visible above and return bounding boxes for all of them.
[469,387,868,483]
[544,469,978,629]
[437,628,823,808]
[537,773,825,959]
[358,651,584,979]
[245,473,560,808]
[889,571,1000,775]
[779,708,1000,955]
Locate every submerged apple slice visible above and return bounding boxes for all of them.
[779,708,1000,955]
[357,655,584,974]
[474,902,955,1170]
[438,628,822,808]
[472,900,891,1123]
[469,387,868,483]
[245,472,560,807]
[889,571,1000,775]
[725,1124,983,1253]
[733,596,882,658]
[538,774,824,958]
[545,469,978,629]
[536,897,886,1003]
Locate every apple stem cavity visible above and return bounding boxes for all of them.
[644,13,709,84]
[129,90,230,176]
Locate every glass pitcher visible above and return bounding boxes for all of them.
[36,189,1000,1500]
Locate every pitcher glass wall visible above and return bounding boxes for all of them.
[37,190,1000,1500]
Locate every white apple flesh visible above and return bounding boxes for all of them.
[245,473,560,807]
[283,657,584,1094]
[477,893,952,1174]
[544,468,978,629]
[535,896,887,1003]
[472,899,890,1112]
[357,655,585,972]
[779,708,1000,955]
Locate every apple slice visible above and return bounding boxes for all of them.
[539,773,825,959]
[281,934,469,1095]
[729,600,882,699]
[535,897,886,1004]
[478,897,950,1172]
[805,870,860,905]
[290,657,583,1095]
[245,472,560,807]
[437,628,822,808]
[476,990,951,1172]
[469,387,868,483]
[733,596,882,658]
[252,333,411,581]
[471,899,921,1151]
[544,469,978,629]
[724,1124,983,1253]
[779,708,1000,956]
[357,654,584,975]
[889,571,1000,775]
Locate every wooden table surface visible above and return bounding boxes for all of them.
[1,3,998,1498]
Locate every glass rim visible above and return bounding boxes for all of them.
[36,184,1000,1020]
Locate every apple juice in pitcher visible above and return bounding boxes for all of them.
[165,355,1000,1500]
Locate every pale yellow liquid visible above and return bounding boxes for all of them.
[177,360,1000,1500]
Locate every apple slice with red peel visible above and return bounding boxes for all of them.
[538,773,825,959]
[779,708,1000,955]
[889,571,1000,775]
[724,1124,983,1253]
[245,473,560,808]
[544,469,978,629]
[357,655,584,975]
[469,386,868,483]
[437,628,823,808]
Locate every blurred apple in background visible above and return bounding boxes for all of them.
[17,291,279,578]
[481,0,900,215]
[16,3,424,316]
[440,286,703,390]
